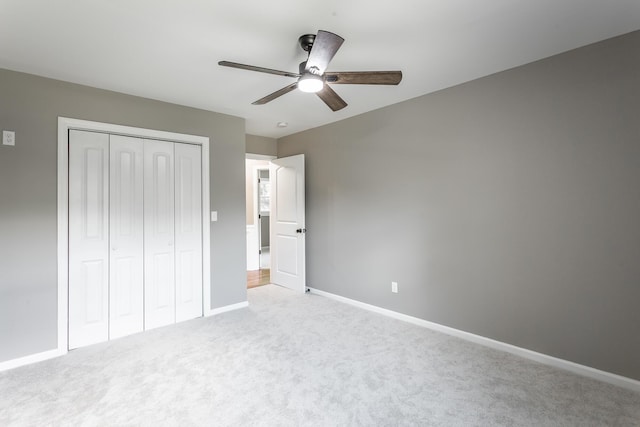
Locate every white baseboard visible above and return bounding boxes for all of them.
[3,303,249,372]
[205,300,249,316]
[0,348,66,373]
[308,287,640,393]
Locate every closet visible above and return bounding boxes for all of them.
[68,130,203,349]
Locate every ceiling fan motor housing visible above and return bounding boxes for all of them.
[298,34,316,52]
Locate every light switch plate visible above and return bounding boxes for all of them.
[210,211,218,222]
[3,130,15,146]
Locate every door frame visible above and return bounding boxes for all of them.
[255,166,270,256]
[245,154,275,271]
[57,117,211,353]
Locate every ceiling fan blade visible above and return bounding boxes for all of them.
[252,82,298,105]
[218,61,300,78]
[305,30,344,75]
[316,85,347,111]
[325,71,403,85]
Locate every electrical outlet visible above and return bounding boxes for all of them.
[3,130,15,146]
[391,281,398,293]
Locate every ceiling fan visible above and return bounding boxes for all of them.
[218,30,402,112]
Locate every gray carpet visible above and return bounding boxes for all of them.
[1,284,639,426]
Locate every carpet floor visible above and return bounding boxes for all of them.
[1,284,639,426]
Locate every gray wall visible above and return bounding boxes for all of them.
[260,216,270,248]
[278,31,640,380]
[246,134,277,156]
[0,69,247,362]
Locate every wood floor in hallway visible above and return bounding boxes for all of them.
[247,269,270,289]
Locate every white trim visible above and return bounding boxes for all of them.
[57,117,212,356]
[245,153,276,161]
[205,301,249,316]
[253,167,259,230]
[246,225,259,270]
[0,349,66,372]
[253,167,260,249]
[57,121,69,354]
[308,287,640,393]
[253,164,270,256]
[201,135,211,319]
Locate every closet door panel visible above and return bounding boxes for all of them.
[175,143,203,321]
[68,130,110,349]
[109,135,144,339]
[144,140,176,329]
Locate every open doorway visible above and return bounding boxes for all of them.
[246,153,307,292]
[246,156,274,288]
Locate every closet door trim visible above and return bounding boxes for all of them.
[57,117,211,353]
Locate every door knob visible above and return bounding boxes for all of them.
[296,228,306,234]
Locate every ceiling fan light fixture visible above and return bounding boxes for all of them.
[297,73,323,93]
[218,30,401,111]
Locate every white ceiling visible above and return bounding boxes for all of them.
[1,1,639,138]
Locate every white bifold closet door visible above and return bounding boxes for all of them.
[143,140,176,330]
[109,135,144,339]
[143,140,203,329]
[68,130,110,349]
[174,143,203,322]
[69,131,203,349]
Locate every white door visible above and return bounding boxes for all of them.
[68,130,110,349]
[174,143,203,321]
[69,131,205,347]
[270,154,306,292]
[109,135,144,339]
[144,140,176,329]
